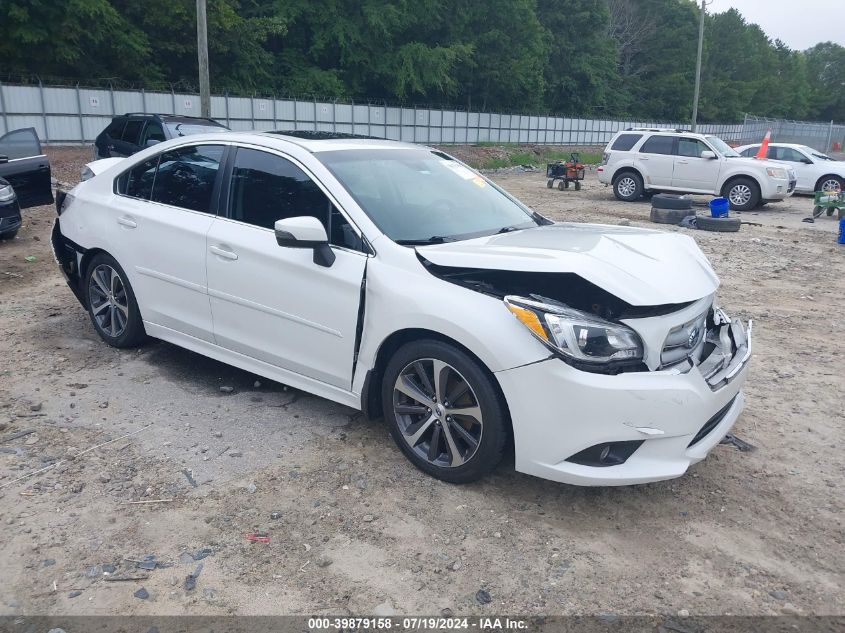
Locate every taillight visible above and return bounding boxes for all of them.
[602,152,610,165]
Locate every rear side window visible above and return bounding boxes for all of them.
[640,135,676,155]
[121,120,144,144]
[151,145,225,213]
[119,156,159,200]
[611,134,642,151]
[105,119,126,140]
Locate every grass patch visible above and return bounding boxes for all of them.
[475,148,603,170]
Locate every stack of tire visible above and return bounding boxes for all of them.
[649,194,741,232]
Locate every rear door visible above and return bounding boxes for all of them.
[672,137,722,192]
[112,118,145,156]
[0,128,53,208]
[111,143,226,341]
[636,135,677,188]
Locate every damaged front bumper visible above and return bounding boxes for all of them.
[496,305,752,486]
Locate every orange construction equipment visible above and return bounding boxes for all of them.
[755,129,772,159]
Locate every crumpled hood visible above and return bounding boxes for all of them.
[417,223,719,306]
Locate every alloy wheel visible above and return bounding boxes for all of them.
[728,184,752,207]
[88,264,129,338]
[617,177,637,198]
[392,358,483,468]
[820,178,842,193]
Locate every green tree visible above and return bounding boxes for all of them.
[539,0,622,116]
[805,42,845,121]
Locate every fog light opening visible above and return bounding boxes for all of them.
[565,440,644,468]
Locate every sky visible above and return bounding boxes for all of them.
[705,0,845,50]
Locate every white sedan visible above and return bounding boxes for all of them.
[735,142,844,194]
[51,132,751,486]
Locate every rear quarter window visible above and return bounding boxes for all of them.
[611,134,642,151]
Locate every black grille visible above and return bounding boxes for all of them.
[688,396,737,448]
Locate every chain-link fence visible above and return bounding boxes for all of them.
[737,114,845,152]
[1,80,842,151]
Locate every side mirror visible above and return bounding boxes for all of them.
[700,150,717,160]
[0,155,8,164]
[145,139,161,148]
[274,216,335,267]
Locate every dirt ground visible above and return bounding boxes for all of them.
[0,147,843,618]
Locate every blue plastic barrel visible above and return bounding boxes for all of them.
[839,218,845,244]
[709,197,729,218]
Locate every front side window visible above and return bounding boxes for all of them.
[140,122,166,146]
[318,149,541,243]
[770,147,806,163]
[150,145,224,213]
[0,127,42,160]
[677,138,710,158]
[639,135,676,155]
[228,148,363,251]
[739,146,759,157]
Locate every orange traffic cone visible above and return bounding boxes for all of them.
[755,129,771,159]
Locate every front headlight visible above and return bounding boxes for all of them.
[504,295,644,369]
[0,184,15,203]
[766,167,788,179]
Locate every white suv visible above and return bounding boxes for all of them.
[597,129,796,210]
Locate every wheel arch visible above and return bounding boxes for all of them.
[611,165,643,184]
[721,173,762,195]
[360,328,513,437]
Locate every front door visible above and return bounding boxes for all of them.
[111,143,226,341]
[0,128,53,208]
[206,147,368,389]
[672,137,722,192]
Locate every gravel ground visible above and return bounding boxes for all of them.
[0,147,843,618]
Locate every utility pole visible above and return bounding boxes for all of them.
[196,0,211,118]
[691,0,706,131]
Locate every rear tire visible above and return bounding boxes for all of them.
[722,177,760,211]
[546,179,554,189]
[381,339,508,484]
[574,181,581,191]
[612,171,643,202]
[84,253,146,348]
[0,228,19,240]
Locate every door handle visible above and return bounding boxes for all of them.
[640,157,649,161]
[117,216,137,229]
[209,245,238,261]
[677,160,689,164]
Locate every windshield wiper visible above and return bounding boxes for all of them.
[496,225,521,234]
[395,235,454,245]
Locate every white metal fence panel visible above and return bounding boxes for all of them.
[1,82,842,151]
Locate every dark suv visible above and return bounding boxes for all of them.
[94,114,228,159]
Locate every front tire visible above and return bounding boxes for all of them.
[612,171,643,202]
[84,253,146,348]
[381,340,508,483]
[722,177,760,211]
[0,228,19,240]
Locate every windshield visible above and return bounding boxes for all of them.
[165,122,226,137]
[706,136,739,157]
[799,145,833,161]
[318,149,541,243]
